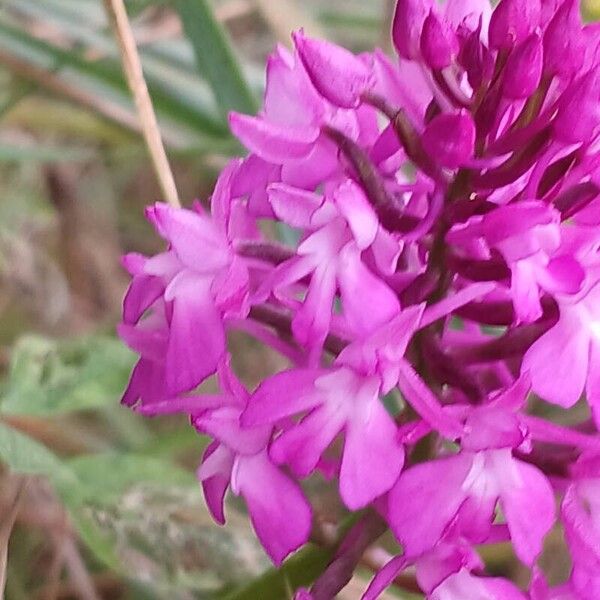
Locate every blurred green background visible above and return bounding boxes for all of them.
[1,0,598,598]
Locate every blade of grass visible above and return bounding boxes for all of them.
[174,0,258,118]
[103,0,180,207]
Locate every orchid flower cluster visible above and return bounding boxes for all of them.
[119,0,600,597]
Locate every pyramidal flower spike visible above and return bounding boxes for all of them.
[118,0,600,596]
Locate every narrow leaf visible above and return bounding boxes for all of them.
[174,0,258,118]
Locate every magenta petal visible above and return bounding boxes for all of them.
[194,407,271,455]
[543,0,584,79]
[392,0,433,59]
[338,244,400,337]
[503,33,543,99]
[587,341,600,426]
[388,453,474,557]
[341,394,405,510]
[121,357,166,407]
[234,452,312,565]
[229,112,318,162]
[422,110,476,169]
[562,480,600,570]
[488,0,541,49]
[165,275,225,395]
[522,310,589,408]
[122,275,163,325]
[242,369,323,426]
[421,12,459,70]
[197,442,234,525]
[270,404,344,477]
[293,30,374,108]
[147,203,229,272]
[362,555,409,600]
[497,458,556,566]
[292,260,337,348]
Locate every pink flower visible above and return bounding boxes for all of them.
[389,378,555,565]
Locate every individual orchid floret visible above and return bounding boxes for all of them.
[229,43,378,185]
[259,180,400,352]
[488,0,541,50]
[145,361,312,566]
[120,163,250,403]
[293,30,375,109]
[447,201,584,323]
[389,377,555,565]
[243,306,423,510]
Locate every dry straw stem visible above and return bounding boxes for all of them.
[103,0,181,208]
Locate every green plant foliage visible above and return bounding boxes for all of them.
[0,335,136,416]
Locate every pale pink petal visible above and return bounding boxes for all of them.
[333,181,379,249]
[522,309,590,408]
[497,458,555,565]
[341,390,405,509]
[268,183,325,229]
[292,260,337,348]
[194,407,271,455]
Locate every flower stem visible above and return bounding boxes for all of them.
[103,0,180,208]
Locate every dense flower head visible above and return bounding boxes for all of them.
[120,0,600,596]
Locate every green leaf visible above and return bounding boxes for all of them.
[67,453,197,503]
[0,335,135,416]
[174,0,258,118]
[0,421,66,477]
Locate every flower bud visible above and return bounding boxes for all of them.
[554,70,600,144]
[292,30,374,108]
[503,33,543,99]
[422,110,476,169]
[392,0,433,60]
[488,0,541,49]
[543,0,584,79]
[420,12,459,70]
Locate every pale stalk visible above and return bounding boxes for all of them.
[103,0,180,208]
